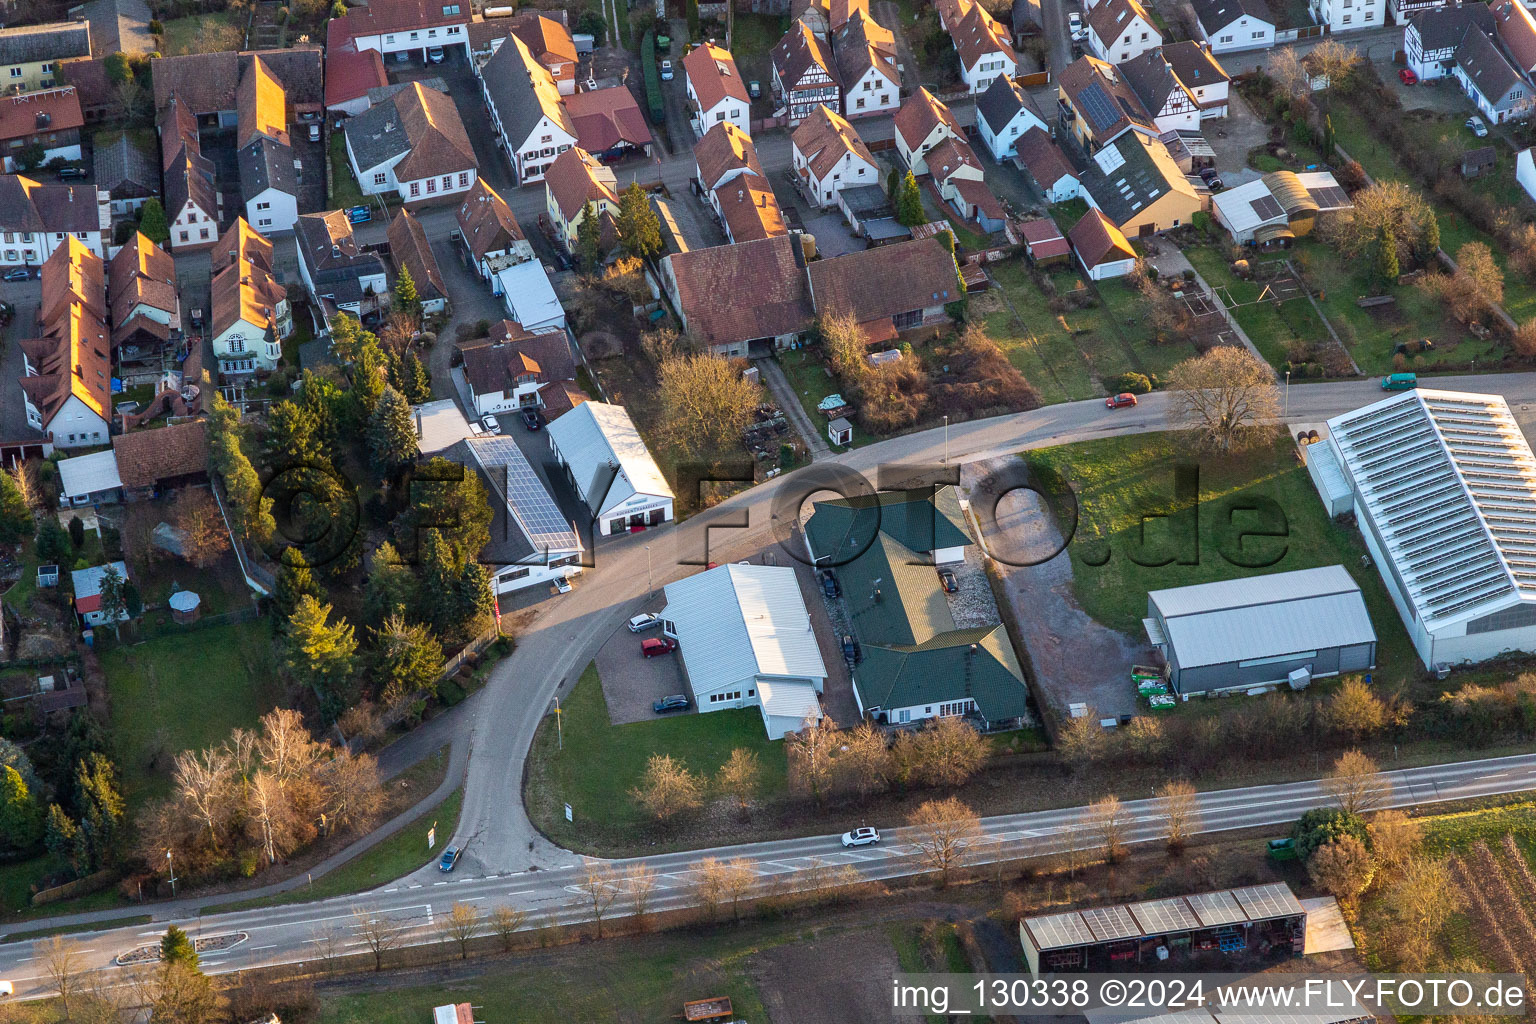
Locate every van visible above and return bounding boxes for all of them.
[1381,372,1418,391]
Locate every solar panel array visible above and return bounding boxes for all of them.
[1185,890,1247,927]
[1248,194,1284,221]
[1306,184,1350,209]
[1022,885,1305,951]
[1231,882,1306,921]
[1081,904,1141,941]
[469,437,581,555]
[1330,390,1536,629]
[1127,896,1201,934]
[1079,81,1122,131]
[1026,911,1096,950]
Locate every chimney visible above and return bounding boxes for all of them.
[416,407,423,438]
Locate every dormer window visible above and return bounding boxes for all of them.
[443,3,461,12]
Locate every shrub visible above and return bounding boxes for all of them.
[1293,806,1369,860]
[1105,372,1152,394]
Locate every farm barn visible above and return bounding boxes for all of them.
[1143,565,1378,694]
[1019,883,1307,974]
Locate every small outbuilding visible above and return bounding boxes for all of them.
[828,416,853,445]
[1462,145,1497,178]
[168,590,201,624]
[1211,170,1353,246]
[547,401,674,535]
[1143,565,1377,694]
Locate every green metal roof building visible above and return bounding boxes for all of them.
[804,486,1031,729]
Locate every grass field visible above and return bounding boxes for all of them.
[101,620,283,803]
[1024,433,1420,688]
[1184,246,1333,370]
[524,663,787,854]
[776,348,874,449]
[985,262,1198,404]
[328,133,366,210]
[158,10,243,55]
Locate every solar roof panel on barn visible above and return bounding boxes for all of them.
[1127,896,1201,934]
[1026,911,1096,950]
[1185,890,1248,927]
[1231,883,1306,921]
[1081,904,1141,941]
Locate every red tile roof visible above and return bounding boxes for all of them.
[511,12,578,67]
[330,0,471,44]
[792,105,876,181]
[455,179,525,261]
[566,85,651,154]
[386,208,448,302]
[1069,207,1136,268]
[807,237,961,322]
[1495,0,1536,71]
[325,45,389,108]
[545,147,619,223]
[666,234,813,349]
[0,87,84,144]
[894,88,962,153]
[684,42,750,113]
[716,180,787,242]
[111,420,209,489]
[694,120,765,190]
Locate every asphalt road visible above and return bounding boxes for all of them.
[4,750,1536,997]
[10,372,1536,996]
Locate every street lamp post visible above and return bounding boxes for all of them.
[646,544,652,591]
[1284,370,1290,419]
[166,849,177,896]
[943,415,950,463]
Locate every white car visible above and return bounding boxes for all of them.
[0,981,13,996]
[841,827,880,847]
[553,576,572,594]
[1466,115,1489,137]
[660,59,674,80]
[628,612,661,632]
[480,414,503,434]
[1068,11,1083,37]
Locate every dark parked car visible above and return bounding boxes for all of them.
[938,569,958,593]
[653,694,690,714]
[56,166,88,181]
[521,408,544,431]
[821,572,839,598]
[1,268,30,282]
[841,634,856,663]
[438,845,461,872]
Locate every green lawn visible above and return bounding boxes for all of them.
[775,348,873,449]
[328,132,366,210]
[319,918,772,1024]
[1024,433,1419,688]
[228,788,463,910]
[158,10,243,55]
[1184,246,1334,370]
[524,663,787,854]
[985,262,1197,402]
[100,620,283,803]
[1328,103,1536,326]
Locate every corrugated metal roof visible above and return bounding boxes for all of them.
[1149,566,1374,669]
[58,449,122,497]
[663,564,827,692]
[1327,389,1536,630]
[758,678,821,722]
[1308,437,1352,506]
[547,400,674,516]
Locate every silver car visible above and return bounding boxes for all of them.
[628,612,661,632]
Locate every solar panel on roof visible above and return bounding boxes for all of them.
[1249,194,1284,220]
[470,437,580,553]
[1079,81,1121,130]
[1185,889,1247,926]
[1127,897,1201,934]
[1230,882,1305,921]
[1080,904,1141,941]
[1026,911,1096,949]
[1307,185,1350,209]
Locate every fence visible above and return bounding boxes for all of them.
[209,478,274,596]
[438,623,502,684]
[127,604,261,643]
[32,867,117,907]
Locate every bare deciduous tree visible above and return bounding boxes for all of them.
[785,714,840,804]
[832,721,893,800]
[1379,854,1460,969]
[624,862,660,923]
[573,860,622,938]
[437,901,483,959]
[1304,39,1363,102]
[907,797,983,887]
[1368,809,1423,877]
[39,935,84,1018]
[170,488,229,569]
[631,754,705,820]
[1056,709,1107,772]
[171,747,234,847]
[490,906,528,952]
[1325,678,1387,740]
[720,858,757,921]
[902,715,989,788]
[715,748,761,815]
[351,906,407,971]
[1308,835,1375,904]
[1268,46,1310,101]
[658,353,760,457]
[309,926,346,974]
[1165,347,1279,452]
[1322,749,1389,815]
[1085,794,1129,863]
[1155,780,1200,853]
[688,857,728,919]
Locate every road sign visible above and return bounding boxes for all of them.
[564,803,573,822]
[427,825,436,849]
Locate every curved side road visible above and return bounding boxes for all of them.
[0,753,1532,998]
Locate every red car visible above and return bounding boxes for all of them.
[1106,392,1138,409]
[641,637,677,657]
[1398,68,1418,85]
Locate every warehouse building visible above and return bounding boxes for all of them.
[1019,883,1307,975]
[1143,565,1377,694]
[1210,170,1354,246]
[547,401,674,536]
[1315,389,1536,669]
[661,563,828,739]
